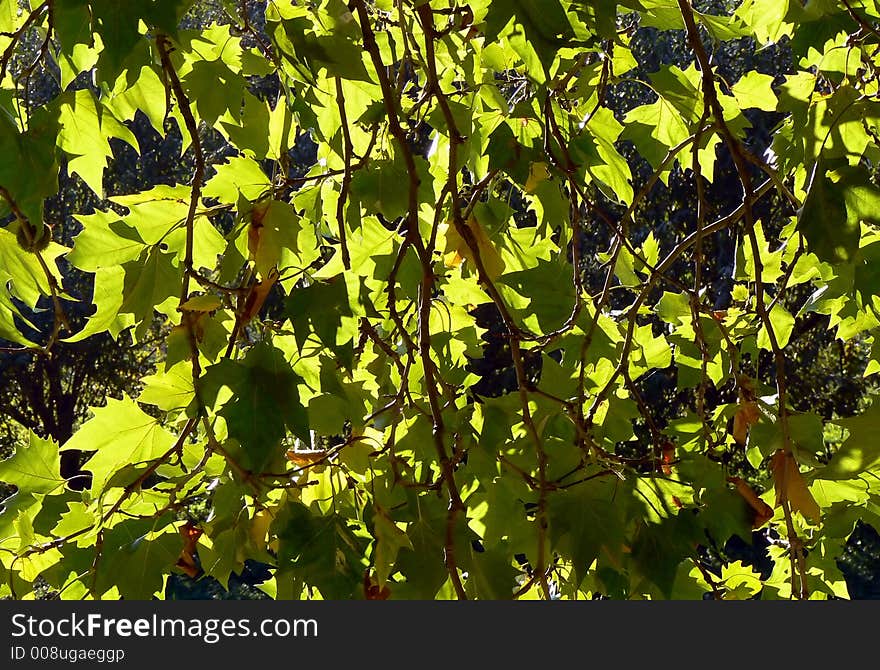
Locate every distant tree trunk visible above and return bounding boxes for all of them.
[49,361,90,490]
[2,354,91,490]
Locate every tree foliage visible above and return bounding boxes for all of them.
[2,0,880,600]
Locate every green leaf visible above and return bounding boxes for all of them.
[820,402,880,479]
[273,501,366,599]
[89,0,194,80]
[630,514,701,598]
[500,258,576,333]
[203,156,272,202]
[548,478,625,585]
[0,291,36,347]
[139,362,195,412]
[467,540,518,599]
[622,98,690,174]
[199,343,309,471]
[394,496,450,599]
[196,481,253,587]
[94,519,181,600]
[108,185,192,245]
[757,304,795,350]
[798,161,880,265]
[349,159,412,221]
[103,64,167,134]
[484,0,575,79]
[0,105,59,227]
[13,510,36,554]
[60,395,177,494]
[51,502,96,541]
[583,107,634,205]
[64,266,135,343]
[119,247,181,323]
[252,199,302,279]
[67,211,147,272]
[56,89,112,196]
[372,508,413,587]
[731,71,778,112]
[0,433,65,496]
[285,276,358,363]
[183,60,248,127]
[736,0,792,45]
[0,227,67,309]
[276,11,372,82]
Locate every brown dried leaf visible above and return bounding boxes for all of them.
[727,476,774,528]
[732,400,760,445]
[176,521,203,578]
[771,450,820,524]
[363,570,391,600]
[240,267,279,326]
[660,441,675,475]
[247,199,271,260]
[285,449,326,466]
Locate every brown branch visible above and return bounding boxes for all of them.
[587,178,775,423]
[18,416,199,561]
[841,0,880,44]
[0,0,49,83]
[691,106,714,447]
[676,0,806,599]
[156,32,207,414]
[334,77,354,270]
[510,337,552,599]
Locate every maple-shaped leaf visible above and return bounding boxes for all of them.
[483,0,574,80]
[547,478,625,585]
[93,518,181,600]
[0,433,66,497]
[199,343,308,472]
[60,395,177,495]
[88,0,194,81]
[731,70,778,112]
[202,156,272,203]
[63,266,134,343]
[393,495,450,600]
[0,226,68,309]
[194,481,253,588]
[466,540,519,600]
[56,89,113,196]
[138,362,195,412]
[67,210,146,272]
[0,101,59,228]
[182,59,248,127]
[285,276,357,363]
[119,247,181,325]
[630,514,702,598]
[272,501,366,599]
